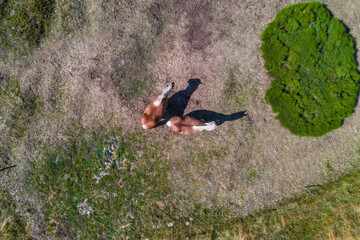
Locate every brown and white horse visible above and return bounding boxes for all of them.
[166,116,219,134]
[141,82,174,130]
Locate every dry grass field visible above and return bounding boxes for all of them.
[0,0,359,238]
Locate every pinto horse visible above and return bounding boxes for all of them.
[141,82,174,130]
[166,115,219,134]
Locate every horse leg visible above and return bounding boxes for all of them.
[153,83,174,106]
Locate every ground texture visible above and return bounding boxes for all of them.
[0,0,360,238]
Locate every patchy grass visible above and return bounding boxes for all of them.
[56,0,86,35]
[1,0,360,239]
[31,130,166,238]
[110,1,168,101]
[248,168,257,181]
[0,75,42,159]
[222,64,261,111]
[222,64,246,109]
[212,168,360,240]
[111,49,155,100]
[0,188,31,240]
[0,0,55,56]
[30,129,236,239]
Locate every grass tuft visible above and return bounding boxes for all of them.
[0,188,31,240]
[222,64,260,111]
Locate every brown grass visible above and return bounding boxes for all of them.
[1,0,360,238]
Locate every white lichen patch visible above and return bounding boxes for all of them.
[77,199,93,216]
[92,139,125,184]
[93,169,110,184]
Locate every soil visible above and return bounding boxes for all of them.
[1,0,360,237]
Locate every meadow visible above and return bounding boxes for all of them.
[0,0,359,239]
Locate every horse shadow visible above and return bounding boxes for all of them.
[186,110,247,125]
[157,78,247,127]
[158,79,201,126]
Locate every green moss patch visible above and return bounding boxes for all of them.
[0,188,31,239]
[0,0,55,54]
[262,2,359,136]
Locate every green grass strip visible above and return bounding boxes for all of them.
[212,168,360,239]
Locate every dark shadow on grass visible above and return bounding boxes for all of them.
[158,79,202,127]
[157,78,201,127]
[156,78,247,128]
[157,78,247,127]
[186,110,247,125]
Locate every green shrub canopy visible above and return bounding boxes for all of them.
[262,2,359,136]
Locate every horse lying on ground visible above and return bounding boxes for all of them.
[141,82,174,130]
[166,116,219,134]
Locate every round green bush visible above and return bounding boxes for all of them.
[261,2,359,137]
